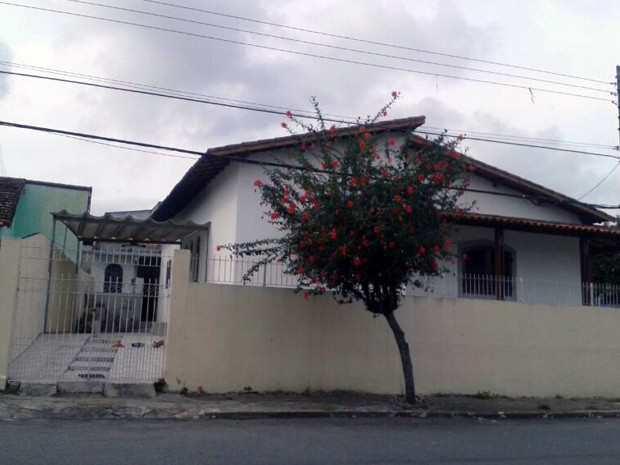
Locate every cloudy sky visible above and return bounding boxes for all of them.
[0,0,619,216]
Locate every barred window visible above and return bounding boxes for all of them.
[104,264,123,293]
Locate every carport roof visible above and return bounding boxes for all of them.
[53,210,209,244]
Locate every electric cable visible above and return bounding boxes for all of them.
[1,119,618,210]
[0,1,614,102]
[63,0,612,94]
[138,0,612,85]
[2,60,616,152]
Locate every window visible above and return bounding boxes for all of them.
[104,264,123,293]
[461,244,515,298]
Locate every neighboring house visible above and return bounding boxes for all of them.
[79,210,165,330]
[0,177,92,260]
[151,116,620,306]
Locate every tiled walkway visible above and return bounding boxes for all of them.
[8,332,165,381]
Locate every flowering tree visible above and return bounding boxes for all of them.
[220,93,472,404]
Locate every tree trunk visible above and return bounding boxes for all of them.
[383,311,416,404]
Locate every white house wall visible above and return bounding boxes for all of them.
[461,175,582,223]
[173,163,240,281]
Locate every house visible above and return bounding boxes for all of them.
[150,116,620,303]
[0,177,91,386]
[147,115,620,399]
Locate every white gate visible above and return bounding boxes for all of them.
[7,242,168,382]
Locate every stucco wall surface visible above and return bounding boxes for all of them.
[165,251,620,398]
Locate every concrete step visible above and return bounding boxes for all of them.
[81,345,117,353]
[75,355,115,363]
[68,363,112,372]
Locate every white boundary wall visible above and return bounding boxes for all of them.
[165,251,620,398]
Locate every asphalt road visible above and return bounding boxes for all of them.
[1,417,620,465]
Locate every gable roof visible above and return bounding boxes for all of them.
[151,117,612,225]
[151,116,426,221]
[0,177,26,228]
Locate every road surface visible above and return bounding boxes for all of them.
[2,417,619,464]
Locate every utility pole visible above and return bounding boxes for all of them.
[617,65,620,149]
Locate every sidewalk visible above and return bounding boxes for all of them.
[2,390,620,421]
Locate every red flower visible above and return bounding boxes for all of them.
[418,174,425,182]
[331,159,339,168]
[270,213,279,220]
[394,195,402,202]
[444,240,451,249]
[430,260,438,270]
[285,110,292,118]
[404,205,412,214]
[353,257,361,266]
[418,246,426,255]
[391,91,398,98]
[329,228,337,240]
[382,110,387,117]
[433,244,441,253]
[309,255,316,264]
[287,204,296,215]
[216,245,222,251]
[253,179,262,187]
[374,226,380,234]
[358,141,366,150]
[381,168,388,176]
[364,132,371,140]
[388,241,396,248]
[462,253,469,261]
[469,164,475,172]
[281,122,288,129]
[350,177,357,186]
[298,266,304,274]
[457,134,464,141]
[340,245,347,255]
[346,200,353,208]
[362,238,370,247]
[329,125,336,134]
[302,212,310,221]
[389,139,396,146]
[407,186,413,195]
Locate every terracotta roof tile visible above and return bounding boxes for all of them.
[0,177,25,228]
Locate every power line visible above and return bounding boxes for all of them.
[0,120,205,156]
[3,60,616,153]
[578,161,620,200]
[423,126,617,150]
[5,68,620,160]
[416,130,620,161]
[1,118,618,210]
[63,0,612,95]
[0,69,338,121]
[55,133,198,160]
[138,0,612,86]
[0,61,334,119]
[0,1,614,103]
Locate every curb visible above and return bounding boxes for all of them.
[3,402,620,421]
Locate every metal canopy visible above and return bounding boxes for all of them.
[53,210,210,244]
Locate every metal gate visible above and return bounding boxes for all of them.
[7,242,168,382]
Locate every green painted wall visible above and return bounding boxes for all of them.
[0,182,91,256]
